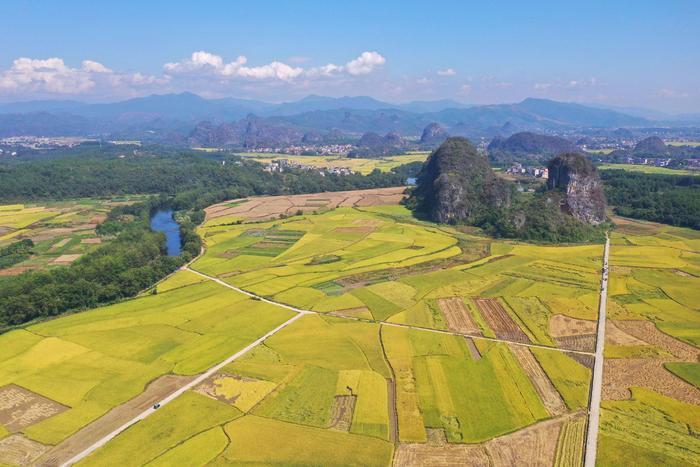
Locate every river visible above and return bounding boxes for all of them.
[150,209,182,256]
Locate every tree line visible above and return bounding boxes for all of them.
[601,170,700,229]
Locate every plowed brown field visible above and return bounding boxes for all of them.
[474,297,530,343]
[438,298,481,335]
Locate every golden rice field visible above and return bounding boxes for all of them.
[0,197,142,275]
[599,218,700,466]
[235,151,429,174]
[1,192,698,466]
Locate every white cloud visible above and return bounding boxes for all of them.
[344,51,385,75]
[534,82,552,91]
[0,57,95,94]
[437,68,456,76]
[0,57,166,96]
[459,84,472,95]
[165,50,385,82]
[416,77,431,85]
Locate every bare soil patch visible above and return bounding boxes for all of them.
[465,337,481,360]
[602,358,700,404]
[613,320,699,361]
[474,297,530,343]
[0,385,68,432]
[90,214,107,224]
[0,434,50,466]
[509,345,567,417]
[554,334,596,353]
[438,298,481,335]
[393,443,489,467]
[485,415,566,467]
[35,374,194,466]
[0,266,37,276]
[79,237,102,244]
[605,321,647,346]
[549,314,596,338]
[52,254,82,264]
[327,395,356,431]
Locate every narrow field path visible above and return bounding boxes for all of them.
[61,311,307,466]
[584,234,610,467]
[187,267,595,357]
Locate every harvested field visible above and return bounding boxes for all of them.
[0,434,50,466]
[329,307,373,319]
[438,298,481,335]
[485,416,566,467]
[602,358,700,404]
[465,337,481,360]
[613,320,699,361]
[393,442,490,467]
[605,321,647,346]
[554,334,596,353]
[553,414,586,467]
[568,352,595,369]
[205,187,406,222]
[509,345,567,416]
[426,428,447,445]
[51,254,82,264]
[49,238,71,250]
[610,215,662,235]
[474,297,530,343]
[34,374,194,466]
[333,226,375,234]
[0,385,68,432]
[327,395,356,431]
[548,314,596,338]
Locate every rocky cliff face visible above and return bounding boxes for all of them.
[412,137,512,223]
[420,122,448,145]
[547,153,606,224]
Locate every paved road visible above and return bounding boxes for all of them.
[584,235,610,467]
[61,311,307,466]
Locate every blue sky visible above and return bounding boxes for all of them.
[2,0,698,112]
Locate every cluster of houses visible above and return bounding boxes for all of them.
[505,164,549,179]
[262,159,354,176]
[621,156,672,167]
[254,144,354,156]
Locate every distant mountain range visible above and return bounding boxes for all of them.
[0,92,695,141]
